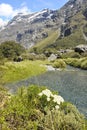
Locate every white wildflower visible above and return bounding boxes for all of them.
[55,105,59,110]
[53,95,64,105]
[38,92,43,96]
[42,89,53,97]
[47,97,50,101]
[38,89,64,109]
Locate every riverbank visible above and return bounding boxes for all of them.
[65,57,87,70]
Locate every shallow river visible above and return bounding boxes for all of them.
[6,66,87,117]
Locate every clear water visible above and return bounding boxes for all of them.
[6,66,87,117]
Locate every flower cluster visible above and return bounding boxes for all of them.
[38,89,64,109]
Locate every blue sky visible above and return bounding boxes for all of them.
[0,0,68,27]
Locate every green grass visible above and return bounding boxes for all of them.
[0,60,46,84]
[55,29,86,49]
[65,57,87,69]
[52,59,66,69]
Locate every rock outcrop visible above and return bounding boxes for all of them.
[75,44,87,53]
[48,54,57,61]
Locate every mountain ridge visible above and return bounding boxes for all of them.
[0,8,62,48]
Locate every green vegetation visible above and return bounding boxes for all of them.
[52,59,66,69]
[65,57,87,69]
[0,41,25,60]
[22,53,46,61]
[0,85,86,130]
[61,51,81,59]
[43,104,85,130]
[54,29,86,49]
[0,60,46,84]
[0,85,8,109]
[0,58,68,85]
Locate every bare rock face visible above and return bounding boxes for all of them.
[48,54,57,61]
[83,8,87,18]
[59,0,87,38]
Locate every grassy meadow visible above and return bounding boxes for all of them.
[0,60,47,85]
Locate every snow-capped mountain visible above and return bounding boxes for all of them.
[0,9,63,48]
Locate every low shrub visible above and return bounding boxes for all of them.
[22,53,46,61]
[53,59,66,68]
[0,41,25,60]
[65,58,87,69]
[0,85,86,130]
[42,107,85,130]
[81,60,87,69]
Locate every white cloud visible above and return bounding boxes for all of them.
[0,3,13,17]
[0,18,8,27]
[12,2,31,17]
[0,3,31,27]
[0,3,31,18]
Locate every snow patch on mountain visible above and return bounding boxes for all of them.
[8,9,53,25]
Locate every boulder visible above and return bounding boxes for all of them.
[14,56,23,62]
[75,44,87,53]
[48,54,57,61]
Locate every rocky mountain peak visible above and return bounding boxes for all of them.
[60,0,87,18]
[0,8,62,48]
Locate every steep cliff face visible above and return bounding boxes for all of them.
[55,0,87,47]
[59,0,87,36]
[60,0,87,17]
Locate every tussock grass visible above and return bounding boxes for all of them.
[0,60,46,84]
[65,57,87,69]
[52,59,66,69]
